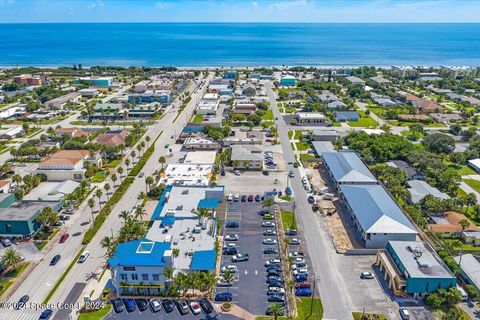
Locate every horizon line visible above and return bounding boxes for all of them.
[2,21,480,24]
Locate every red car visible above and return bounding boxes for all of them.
[295,281,311,289]
[59,233,69,243]
[248,195,254,202]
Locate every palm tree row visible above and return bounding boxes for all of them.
[173,271,216,296]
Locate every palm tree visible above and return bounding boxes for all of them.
[104,183,111,200]
[87,198,96,223]
[111,173,118,187]
[101,236,116,258]
[463,193,477,214]
[119,210,130,223]
[117,167,124,181]
[145,176,154,193]
[262,197,275,212]
[267,303,285,320]
[158,156,166,170]
[12,174,22,187]
[0,248,22,271]
[163,266,174,285]
[125,158,131,170]
[131,151,136,162]
[137,191,147,202]
[145,135,151,148]
[135,207,147,221]
[194,208,211,222]
[459,218,471,233]
[95,189,103,205]
[222,270,235,293]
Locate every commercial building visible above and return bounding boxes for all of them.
[0,180,11,193]
[339,184,418,248]
[377,241,456,297]
[36,150,101,181]
[128,90,170,105]
[0,194,62,237]
[13,74,44,86]
[77,88,99,97]
[133,80,173,93]
[322,151,377,187]
[231,144,264,170]
[196,99,219,115]
[161,164,213,186]
[233,103,257,115]
[23,180,80,202]
[75,77,113,87]
[223,70,237,79]
[295,112,328,125]
[182,138,221,151]
[45,92,81,109]
[280,75,297,87]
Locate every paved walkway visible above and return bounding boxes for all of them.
[213,303,255,320]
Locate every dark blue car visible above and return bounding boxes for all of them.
[295,273,308,282]
[122,298,136,313]
[214,292,233,302]
[295,288,312,296]
[39,309,53,319]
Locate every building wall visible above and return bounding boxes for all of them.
[0,216,41,237]
[281,78,297,87]
[36,169,85,182]
[365,232,417,249]
[406,277,456,295]
[111,264,167,296]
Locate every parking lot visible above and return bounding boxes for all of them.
[215,201,284,316]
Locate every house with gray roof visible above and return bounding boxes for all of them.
[345,76,365,86]
[455,254,480,292]
[339,184,418,248]
[334,111,359,122]
[407,180,450,203]
[318,90,339,103]
[322,152,377,187]
[231,144,264,170]
[369,76,390,85]
[327,100,347,110]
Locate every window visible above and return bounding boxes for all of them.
[142,274,149,281]
[131,274,138,281]
[120,274,128,281]
[5,224,12,233]
[152,274,160,281]
[123,266,136,271]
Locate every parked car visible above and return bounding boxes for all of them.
[266,276,283,284]
[265,259,281,267]
[241,195,247,202]
[101,288,111,301]
[268,293,285,302]
[288,171,294,178]
[295,288,312,296]
[263,229,277,236]
[227,194,233,201]
[232,253,249,262]
[259,209,270,216]
[285,229,297,236]
[255,195,262,202]
[190,301,201,315]
[234,194,240,202]
[262,221,275,227]
[59,215,70,221]
[111,298,124,313]
[262,170,270,176]
[225,234,239,241]
[267,286,285,295]
[293,162,299,168]
[217,279,233,287]
[400,308,410,320]
[135,299,148,312]
[221,265,238,273]
[263,214,274,220]
[122,298,136,313]
[139,172,145,178]
[289,238,301,245]
[226,221,240,228]
[233,170,241,176]
[39,309,53,319]
[295,273,309,282]
[266,265,282,272]
[215,292,233,302]
[292,263,307,270]
[288,251,304,258]
[267,270,282,277]
[50,255,61,266]
[248,195,254,202]
[162,299,175,313]
[78,251,90,263]
[295,281,311,289]
[1,238,11,247]
[292,257,305,264]
[149,298,162,313]
[263,238,277,245]
[360,272,374,279]
[176,300,189,315]
[59,233,69,244]
[222,247,238,255]
[312,203,320,211]
[267,279,284,287]
[293,268,308,276]
[199,298,213,314]
[263,247,279,255]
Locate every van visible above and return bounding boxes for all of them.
[457,285,468,301]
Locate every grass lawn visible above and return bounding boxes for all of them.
[40,115,69,125]
[294,130,303,140]
[280,195,292,202]
[284,106,296,114]
[401,130,424,141]
[192,114,204,123]
[107,159,121,168]
[297,297,323,320]
[352,312,387,320]
[91,171,108,183]
[300,154,315,161]
[348,111,378,128]
[457,188,468,197]
[281,211,296,230]
[464,179,480,193]
[295,142,311,151]
[78,304,112,320]
[288,130,294,139]
[262,109,274,121]
[0,262,30,297]
[457,165,476,176]
[0,104,8,109]
[443,238,480,251]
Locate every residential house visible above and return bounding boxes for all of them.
[45,92,81,109]
[377,241,456,297]
[430,112,462,124]
[318,90,339,103]
[0,180,10,193]
[334,111,359,122]
[454,254,480,292]
[327,100,347,110]
[447,93,480,106]
[468,158,480,173]
[398,114,431,122]
[345,76,365,86]
[428,211,478,237]
[55,127,88,139]
[386,160,422,180]
[311,130,339,142]
[404,93,445,114]
[369,76,390,85]
[407,180,450,203]
[95,130,128,147]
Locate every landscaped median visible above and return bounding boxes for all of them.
[128,131,162,177]
[82,177,134,245]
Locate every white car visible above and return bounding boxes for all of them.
[288,251,304,258]
[233,170,241,176]
[293,268,308,276]
[224,243,237,248]
[267,286,285,295]
[290,238,301,245]
[292,257,305,264]
[78,251,90,263]
[265,259,281,267]
[225,234,239,241]
[221,265,238,273]
[190,301,201,315]
[292,263,307,270]
[227,194,233,201]
[399,308,410,320]
[263,238,277,245]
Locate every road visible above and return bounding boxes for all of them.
[1,74,211,319]
[266,82,353,320]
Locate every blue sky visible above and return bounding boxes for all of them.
[1,0,480,23]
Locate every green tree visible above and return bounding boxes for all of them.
[100,236,116,258]
[222,270,235,293]
[36,207,59,231]
[267,303,285,320]
[422,133,455,154]
[0,248,22,271]
[262,198,275,212]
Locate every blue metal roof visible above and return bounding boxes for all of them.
[151,185,173,220]
[339,184,417,234]
[198,198,218,209]
[160,216,176,227]
[322,152,377,184]
[108,238,171,268]
[190,250,217,271]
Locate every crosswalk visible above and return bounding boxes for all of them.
[0,308,43,320]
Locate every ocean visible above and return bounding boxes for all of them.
[1,23,479,67]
